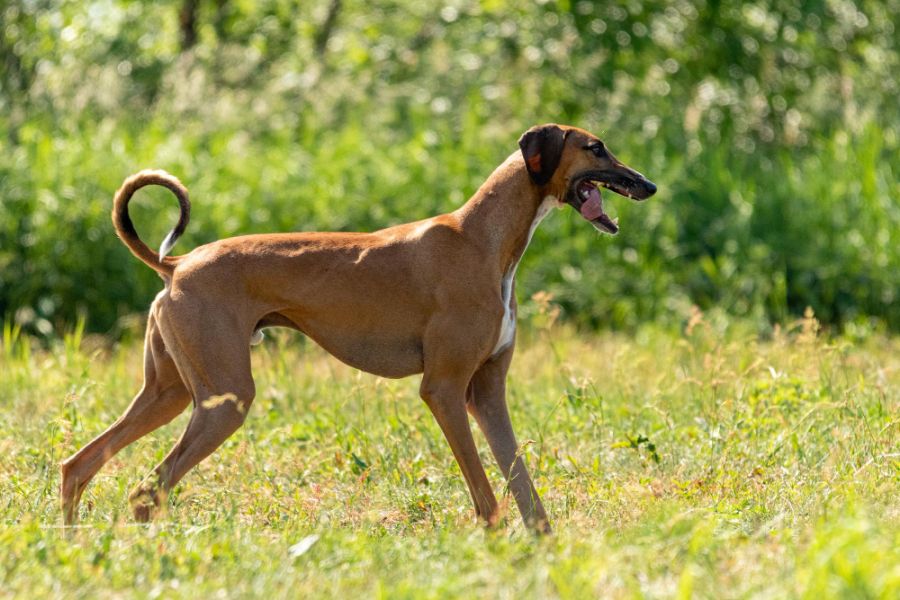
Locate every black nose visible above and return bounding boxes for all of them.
[644,180,657,196]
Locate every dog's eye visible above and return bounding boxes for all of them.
[589,142,606,157]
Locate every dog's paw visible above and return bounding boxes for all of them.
[132,501,155,523]
[129,482,163,522]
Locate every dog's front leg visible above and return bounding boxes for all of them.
[419,364,499,526]
[467,347,551,534]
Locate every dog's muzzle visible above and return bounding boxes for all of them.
[566,170,657,235]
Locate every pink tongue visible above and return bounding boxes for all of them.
[580,188,603,220]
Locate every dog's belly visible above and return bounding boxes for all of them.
[279,310,424,379]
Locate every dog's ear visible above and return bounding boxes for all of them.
[518,124,567,186]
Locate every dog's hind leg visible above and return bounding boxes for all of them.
[127,306,256,521]
[60,314,191,524]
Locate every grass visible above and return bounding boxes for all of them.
[1,310,898,598]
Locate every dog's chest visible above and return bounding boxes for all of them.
[491,273,517,356]
[489,196,557,357]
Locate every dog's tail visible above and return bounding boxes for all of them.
[112,169,190,278]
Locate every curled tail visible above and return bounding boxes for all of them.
[112,169,190,278]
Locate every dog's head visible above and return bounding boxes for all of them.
[519,124,657,234]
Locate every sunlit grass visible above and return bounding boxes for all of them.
[1,311,898,598]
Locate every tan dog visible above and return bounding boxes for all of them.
[60,124,656,532]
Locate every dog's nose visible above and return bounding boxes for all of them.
[644,180,657,196]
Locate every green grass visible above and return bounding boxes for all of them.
[1,311,898,598]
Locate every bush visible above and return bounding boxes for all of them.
[1,1,897,335]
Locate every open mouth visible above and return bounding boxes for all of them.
[574,180,620,234]
[566,166,656,235]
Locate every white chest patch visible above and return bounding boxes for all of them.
[491,196,559,356]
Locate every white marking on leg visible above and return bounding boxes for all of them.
[491,196,559,356]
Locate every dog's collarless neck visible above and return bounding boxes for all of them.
[455,155,554,275]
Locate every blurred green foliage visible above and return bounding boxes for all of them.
[1,0,898,336]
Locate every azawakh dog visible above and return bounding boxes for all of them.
[61,124,656,533]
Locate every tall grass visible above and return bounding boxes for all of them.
[1,311,897,597]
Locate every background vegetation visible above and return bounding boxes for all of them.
[1,0,898,337]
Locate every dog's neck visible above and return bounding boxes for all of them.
[453,151,559,276]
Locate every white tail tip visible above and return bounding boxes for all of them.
[159,230,177,260]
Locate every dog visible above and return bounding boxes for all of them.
[60,124,656,533]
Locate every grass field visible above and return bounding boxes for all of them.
[1,311,898,598]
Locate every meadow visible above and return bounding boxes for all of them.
[2,2,899,597]
[1,311,897,598]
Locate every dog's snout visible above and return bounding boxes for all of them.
[617,162,657,200]
[627,170,656,200]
